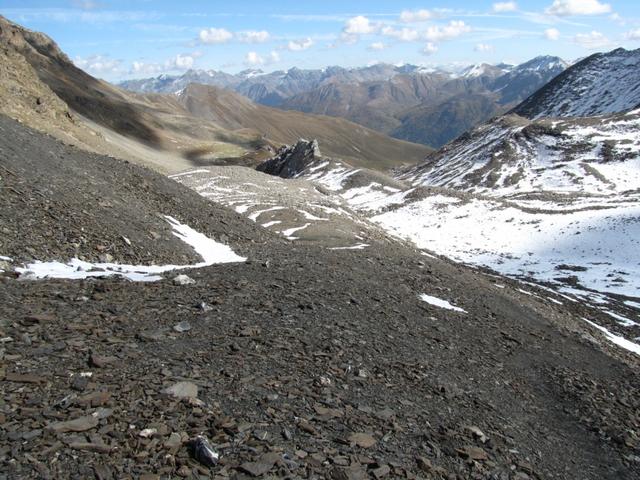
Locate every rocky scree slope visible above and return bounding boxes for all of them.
[0,113,269,267]
[2,117,640,479]
[513,47,640,119]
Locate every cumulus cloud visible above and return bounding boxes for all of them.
[381,26,420,42]
[546,0,611,16]
[368,42,386,51]
[544,28,561,40]
[573,30,611,49]
[74,55,121,75]
[422,43,438,55]
[244,51,280,66]
[170,54,194,69]
[199,27,233,44]
[424,21,471,42]
[474,43,494,52]
[344,15,377,35]
[339,15,381,44]
[131,61,163,76]
[399,9,433,23]
[493,2,517,12]
[287,38,314,51]
[625,29,640,40]
[237,30,270,43]
[244,51,263,66]
[130,54,196,76]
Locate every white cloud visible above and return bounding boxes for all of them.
[546,0,611,16]
[199,27,233,44]
[287,38,314,51]
[381,26,420,42]
[245,51,263,66]
[269,51,280,63]
[368,42,386,51]
[130,54,196,76]
[544,27,561,40]
[344,15,377,35]
[625,29,640,40]
[74,55,121,75]
[237,30,270,43]
[399,9,433,23]
[474,43,494,52]
[170,54,194,70]
[610,13,625,25]
[422,42,438,55]
[131,61,163,76]
[244,51,280,66]
[424,21,472,42]
[573,30,611,49]
[493,2,517,13]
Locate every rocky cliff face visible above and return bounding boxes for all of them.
[256,139,322,178]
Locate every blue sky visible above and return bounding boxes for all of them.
[2,0,640,80]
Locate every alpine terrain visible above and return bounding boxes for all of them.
[0,9,639,480]
[121,56,567,148]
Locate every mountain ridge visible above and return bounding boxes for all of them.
[512,47,640,119]
[120,56,567,148]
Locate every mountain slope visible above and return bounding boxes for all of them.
[391,92,504,147]
[277,56,565,147]
[246,113,640,345]
[401,111,640,194]
[177,83,431,170]
[0,15,266,173]
[0,15,428,174]
[513,48,640,119]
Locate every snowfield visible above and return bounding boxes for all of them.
[15,216,246,281]
[373,194,640,299]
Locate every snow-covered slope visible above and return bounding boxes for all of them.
[390,111,640,301]
[400,110,640,195]
[263,116,640,332]
[490,56,568,105]
[513,48,640,119]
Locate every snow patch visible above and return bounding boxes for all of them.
[328,243,369,250]
[16,216,245,282]
[169,169,211,178]
[420,293,467,313]
[604,310,638,327]
[584,319,640,356]
[281,223,311,240]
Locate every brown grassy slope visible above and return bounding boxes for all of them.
[178,83,432,170]
[0,15,263,172]
[0,15,430,173]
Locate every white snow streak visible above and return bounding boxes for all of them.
[419,293,467,313]
[584,319,640,356]
[16,216,245,281]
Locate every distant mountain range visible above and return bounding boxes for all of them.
[120,57,568,148]
[0,14,429,175]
